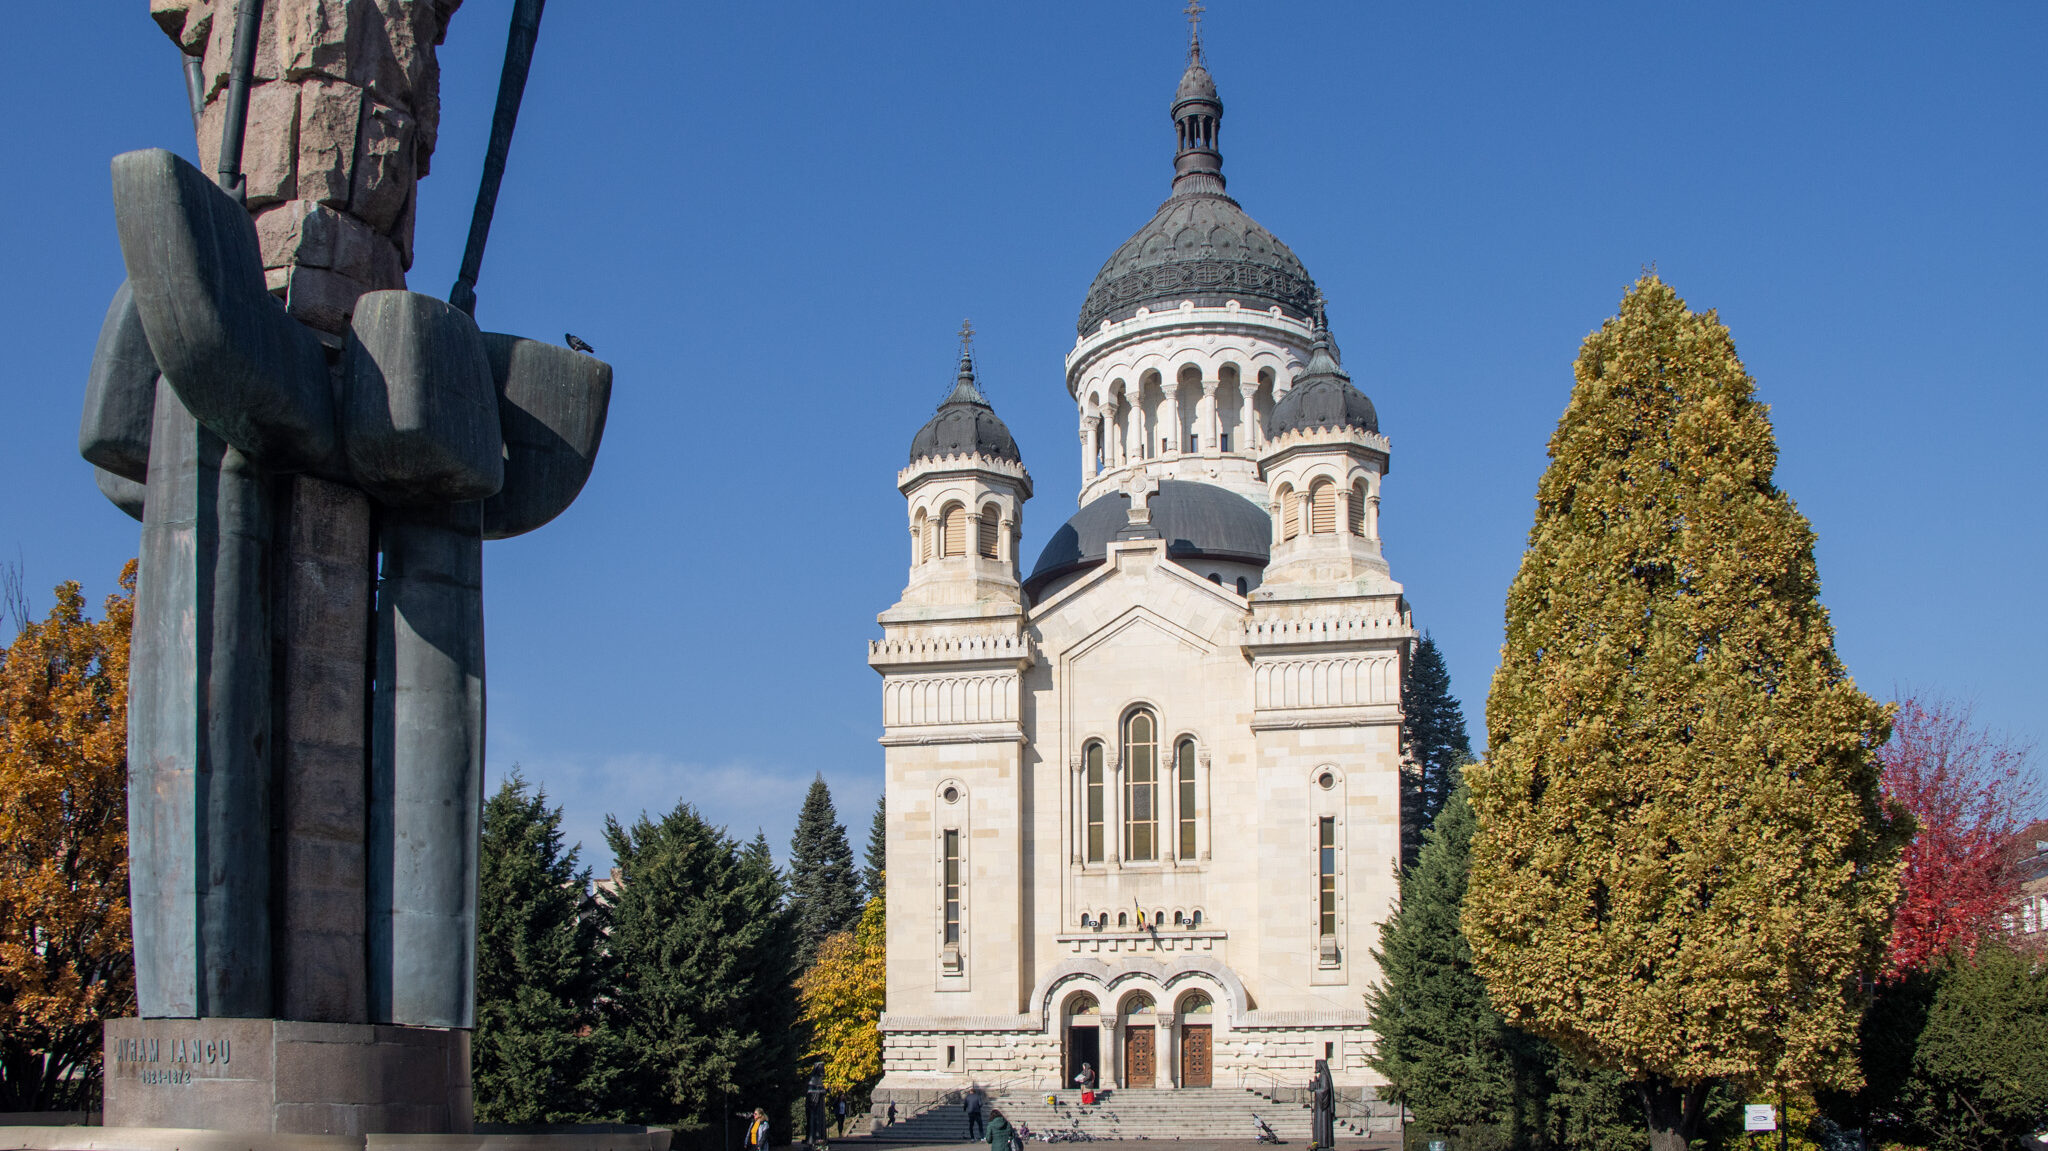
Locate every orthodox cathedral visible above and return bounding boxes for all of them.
[870,32,1412,1108]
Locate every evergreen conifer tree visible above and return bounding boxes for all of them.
[1370,782,1654,1151]
[1368,782,1550,1140]
[789,774,860,967]
[862,795,887,904]
[1465,275,1908,1151]
[1400,632,1473,866]
[602,802,801,1140]
[473,773,616,1122]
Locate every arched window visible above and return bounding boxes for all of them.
[1084,742,1104,863]
[1309,480,1336,534]
[1117,911,1128,928]
[977,504,1000,559]
[1176,738,1197,859]
[1208,573,1222,585]
[1124,710,1158,862]
[941,504,968,557]
[1190,909,1203,927]
[914,509,930,563]
[1348,481,1367,535]
[1279,485,1299,541]
[1235,576,1249,595]
[1178,991,1212,1015]
[1068,993,1099,1017]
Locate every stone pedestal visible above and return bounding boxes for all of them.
[103,1018,471,1134]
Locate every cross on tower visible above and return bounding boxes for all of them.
[1185,0,1205,62]
[958,318,975,359]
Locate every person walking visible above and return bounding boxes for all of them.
[836,1096,849,1137]
[963,1083,986,1139]
[986,1110,1018,1151]
[745,1108,770,1151]
[886,1101,898,1127]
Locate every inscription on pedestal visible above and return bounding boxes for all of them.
[112,1030,236,1085]
[104,1017,471,1134]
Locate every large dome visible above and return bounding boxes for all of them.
[1075,55,1319,334]
[1077,194,1319,335]
[1025,480,1269,596]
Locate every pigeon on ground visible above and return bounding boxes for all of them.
[565,332,595,354]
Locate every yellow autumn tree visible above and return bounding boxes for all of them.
[0,563,135,1110]
[796,890,885,1100]
[1465,277,1907,1151]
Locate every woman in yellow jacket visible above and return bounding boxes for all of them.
[745,1108,770,1150]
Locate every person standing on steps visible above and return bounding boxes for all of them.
[963,1083,987,1139]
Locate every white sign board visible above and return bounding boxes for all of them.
[1745,1104,1777,1132]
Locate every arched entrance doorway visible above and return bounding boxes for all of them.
[1120,993,1157,1088]
[1063,993,1101,1091]
[1176,991,1213,1087]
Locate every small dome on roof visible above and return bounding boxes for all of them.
[1266,321,1378,438]
[1026,480,1269,597]
[908,351,1021,465]
[1175,61,1217,103]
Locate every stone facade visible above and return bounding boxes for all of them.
[871,50,1416,1098]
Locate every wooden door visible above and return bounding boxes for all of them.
[1124,1026,1155,1088]
[1180,1024,1212,1087]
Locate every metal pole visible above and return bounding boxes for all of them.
[183,53,206,134]
[448,0,547,316]
[215,0,263,204]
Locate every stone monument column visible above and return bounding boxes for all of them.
[85,0,612,1134]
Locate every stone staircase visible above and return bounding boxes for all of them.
[987,1087,1384,1141]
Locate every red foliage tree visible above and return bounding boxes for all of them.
[1879,696,2039,977]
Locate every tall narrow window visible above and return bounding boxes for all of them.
[941,504,968,557]
[1318,816,1337,937]
[976,505,1000,558]
[943,829,961,944]
[1177,739,1197,859]
[915,511,930,562]
[1124,711,1157,862]
[1347,481,1367,535]
[1085,742,1104,863]
[1280,486,1299,540]
[1310,481,1336,534]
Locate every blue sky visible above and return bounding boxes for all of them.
[4,3,2042,869]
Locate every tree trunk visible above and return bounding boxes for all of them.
[1638,1075,1712,1151]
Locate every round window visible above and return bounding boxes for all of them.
[943,785,959,804]
[1317,771,1335,790]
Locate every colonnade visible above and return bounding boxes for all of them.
[1081,373,1266,482]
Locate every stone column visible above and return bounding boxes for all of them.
[1238,381,1258,453]
[1201,380,1220,456]
[128,385,274,1020]
[1163,387,1181,457]
[1368,495,1381,540]
[369,502,485,1030]
[273,475,373,1023]
[1104,398,1123,468]
[1106,751,1122,867]
[1336,487,1354,536]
